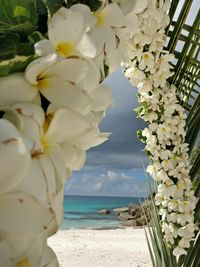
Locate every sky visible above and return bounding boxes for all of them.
[64,69,151,197]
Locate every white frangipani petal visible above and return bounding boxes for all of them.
[44,57,89,84]
[47,188,64,237]
[126,12,139,34]
[112,0,137,15]
[80,60,100,92]
[99,3,125,27]
[0,120,31,194]
[90,84,113,111]
[41,246,59,267]
[45,108,91,143]
[25,54,58,85]
[40,78,91,114]
[14,159,49,204]
[0,234,12,267]
[48,145,67,187]
[0,73,37,105]
[60,142,79,168]
[0,193,54,236]
[76,33,97,58]
[70,148,86,171]
[4,231,47,266]
[70,4,96,30]
[12,102,45,126]
[132,0,149,14]
[48,8,85,46]
[35,39,55,56]
[60,142,86,171]
[38,155,57,197]
[70,127,110,150]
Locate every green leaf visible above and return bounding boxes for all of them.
[104,63,109,78]
[36,0,48,15]
[0,33,34,60]
[0,33,20,60]
[14,5,30,17]
[28,31,45,44]
[0,0,38,34]
[0,55,36,77]
[65,0,102,11]
[42,0,65,16]
[137,130,146,143]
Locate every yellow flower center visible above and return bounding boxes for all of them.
[37,76,48,89]
[94,11,104,26]
[159,73,164,80]
[143,54,149,60]
[41,136,51,154]
[56,42,75,57]
[15,257,30,267]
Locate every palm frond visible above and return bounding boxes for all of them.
[146,1,200,266]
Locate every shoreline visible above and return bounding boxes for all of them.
[59,225,146,231]
[48,228,152,267]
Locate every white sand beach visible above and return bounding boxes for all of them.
[48,228,152,267]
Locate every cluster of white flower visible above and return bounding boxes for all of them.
[0,2,140,266]
[124,0,198,257]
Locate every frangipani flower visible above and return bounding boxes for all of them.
[73,3,125,55]
[125,67,146,85]
[9,102,110,174]
[10,103,91,167]
[35,7,97,58]
[0,54,94,115]
[3,103,101,236]
[139,52,155,72]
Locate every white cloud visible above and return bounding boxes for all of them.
[64,169,148,197]
[94,181,102,190]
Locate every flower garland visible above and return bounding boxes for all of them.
[0,2,141,266]
[124,0,198,256]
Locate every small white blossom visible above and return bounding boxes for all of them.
[139,52,155,72]
[179,238,191,249]
[158,183,176,198]
[173,246,187,257]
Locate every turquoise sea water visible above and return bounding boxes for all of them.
[61,195,143,229]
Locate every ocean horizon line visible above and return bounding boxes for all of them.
[64,194,146,199]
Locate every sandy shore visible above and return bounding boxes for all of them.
[48,228,152,267]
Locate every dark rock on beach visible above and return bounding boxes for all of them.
[114,201,152,227]
[97,201,152,228]
[113,207,129,213]
[97,209,111,214]
[117,212,131,221]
